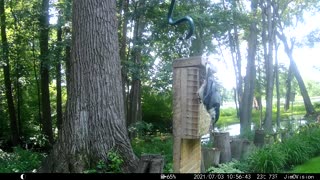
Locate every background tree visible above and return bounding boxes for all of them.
[55,2,63,131]
[39,0,53,145]
[127,0,146,131]
[274,0,316,116]
[0,0,19,146]
[261,0,276,132]
[239,0,258,134]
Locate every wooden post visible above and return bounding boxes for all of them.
[173,56,206,173]
[241,139,252,159]
[213,132,231,164]
[230,138,243,161]
[135,154,164,173]
[202,147,220,171]
[254,129,265,148]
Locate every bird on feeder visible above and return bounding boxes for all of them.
[198,62,221,125]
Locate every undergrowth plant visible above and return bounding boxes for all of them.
[241,123,320,173]
[131,133,173,173]
[106,150,124,173]
[84,150,124,173]
[207,160,243,173]
[0,147,45,173]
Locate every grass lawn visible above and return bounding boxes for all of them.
[290,156,320,173]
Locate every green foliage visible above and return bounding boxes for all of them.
[25,134,50,150]
[84,160,107,173]
[305,80,320,97]
[245,144,286,173]
[141,88,173,132]
[131,133,173,173]
[219,108,236,117]
[207,160,243,173]
[239,129,255,142]
[84,150,124,173]
[128,121,154,138]
[0,147,44,173]
[281,137,312,166]
[281,123,320,168]
[202,140,214,148]
[216,103,308,132]
[216,107,240,128]
[314,102,320,110]
[106,150,124,173]
[241,123,320,173]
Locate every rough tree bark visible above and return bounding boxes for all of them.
[39,0,138,173]
[0,0,19,146]
[39,0,53,145]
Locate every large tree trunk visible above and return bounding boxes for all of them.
[240,0,258,135]
[277,30,315,116]
[39,0,138,173]
[39,0,53,145]
[0,0,19,146]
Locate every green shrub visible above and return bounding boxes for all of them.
[0,147,44,173]
[128,121,154,138]
[240,123,320,173]
[220,108,235,117]
[281,138,311,167]
[207,160,243,173]
[314,102,320,110]
[132,134,173,173]
[84,150,124,173]
[239,129,255,142]
[141,89,173,133]
[280,124,320,169]
[245,144,286,173]
[106,150,124,173]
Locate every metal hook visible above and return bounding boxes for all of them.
[167,0,195,39]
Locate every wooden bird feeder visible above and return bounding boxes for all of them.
[172,56,206,173]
